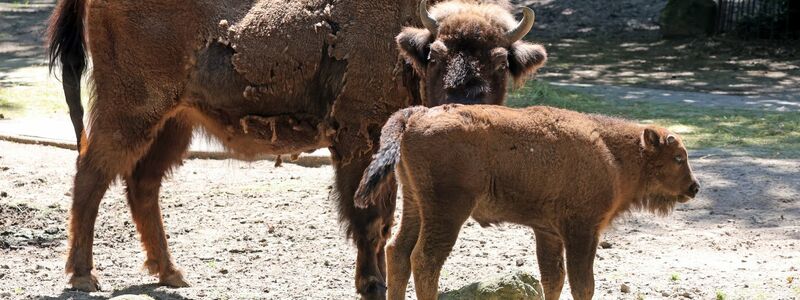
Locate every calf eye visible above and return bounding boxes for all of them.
[674,155,683,163]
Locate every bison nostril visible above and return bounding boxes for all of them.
[689,182,700,195]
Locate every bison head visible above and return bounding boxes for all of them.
[639,127,700,215]
[397,0,547,106]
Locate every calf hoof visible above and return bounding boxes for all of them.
[159,270,190,288]
[69,274,101,292]
[359,279,387,300]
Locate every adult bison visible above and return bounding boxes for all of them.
[46,0,545,298]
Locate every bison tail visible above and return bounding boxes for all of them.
[47,0,88,150]
[354,106,425,208]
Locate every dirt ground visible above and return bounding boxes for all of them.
[1,141,799,300]
[2,0,799,299]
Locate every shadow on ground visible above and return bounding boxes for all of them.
[537,36,800,98]
[684,156,799,228]
[40,284,193,300]
[0,0,56,88]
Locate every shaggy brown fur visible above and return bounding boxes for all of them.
[397,0,547,106]
[46,0,450,298]
[355,105,700,300]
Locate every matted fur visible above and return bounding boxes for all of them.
[356,105,700,300]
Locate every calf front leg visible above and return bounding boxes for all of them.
[534,229,566,300]
[563,226,599,300]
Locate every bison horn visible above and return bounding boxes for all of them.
[419,0,439,36]
[505,7,535,43]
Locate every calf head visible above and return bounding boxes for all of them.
[398,0,547,106]
[639,127,700,215]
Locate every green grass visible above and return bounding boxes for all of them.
[716,290,727,300]
[508,81,800,158]
[0,66,90,119]
[670,273,680,282]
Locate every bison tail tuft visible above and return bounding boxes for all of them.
[354,106,425,208]
[47,0,88,150]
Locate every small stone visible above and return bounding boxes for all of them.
[662,291,671,297]
[439,271,543,300]
[0,192,7,198]
[620,283,631,293]
[600,241,612,249]
[681,291,692,298]
[267,225,275,234]
[45,228,59,235]
[515,259,525,267]
[219,268,229,274]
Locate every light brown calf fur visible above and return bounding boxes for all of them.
[355,105,700,300]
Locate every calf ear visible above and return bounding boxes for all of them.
[396,27,433,75]
[641,128,662,149]
[509,41,547,87]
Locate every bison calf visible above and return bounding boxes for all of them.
[355,105,700,300]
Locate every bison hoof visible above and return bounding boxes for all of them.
[69,273,101,292]
[159,270,190,288]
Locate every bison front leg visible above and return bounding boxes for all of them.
[563,226,599,300]
[534,229,566,300]
[330,140,396,300]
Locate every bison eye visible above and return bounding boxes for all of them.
[674,155,683,163]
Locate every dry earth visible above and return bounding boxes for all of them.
[1,141,799,300]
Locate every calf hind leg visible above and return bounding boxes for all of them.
[411,192,473,300]
[386,187,421,300]
[123,118,193,287]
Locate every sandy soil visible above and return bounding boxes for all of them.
[1,140,798,300]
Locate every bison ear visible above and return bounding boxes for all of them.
[641,128,662,149]
[396,27,434,75]
[508,41,547,87]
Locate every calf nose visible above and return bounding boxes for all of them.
[688,181,700,197]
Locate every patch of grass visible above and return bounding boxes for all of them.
[716,289,727,300]
[508,81,800,158]
[670,273,680,282]
[0,67,90,119]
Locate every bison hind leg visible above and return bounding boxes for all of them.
[123,117,194,288]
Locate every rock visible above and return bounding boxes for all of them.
[439,271,543,300]
[599,241,612,249]
[109,295,156,300]
[660,0,717,38]
[0,192,7,198]
[620,283,631,293]
[515,259,525,267]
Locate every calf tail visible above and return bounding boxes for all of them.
[47,0,88,150]
[354,106,426,208]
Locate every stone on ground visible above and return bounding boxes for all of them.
[439,271,543,300]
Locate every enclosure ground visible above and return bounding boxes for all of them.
[1,141,799,300]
